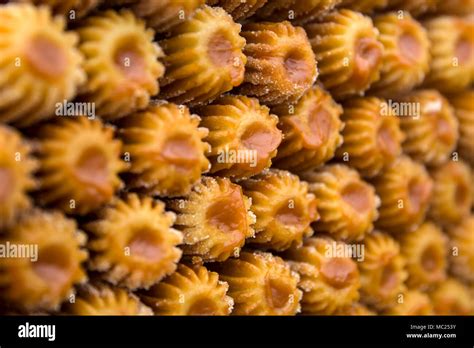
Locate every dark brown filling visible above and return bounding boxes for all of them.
[341,182,372,214]
[266,277,293,309]
[114,42,147,81]
[421,245,441,273]
[187,297,219,315]
[0,167,14,203]
[32,245,71,286]
[162,135,199,172]
[25,35,67,78]
[320,257,358,289]
[75,147,112,200]
[283,49,312,85]
[455,180,469,206]
[352,37,382,87]
[128,228,164,262]
[455,36,473,65]
[206,184,247,251]
[241,123,281,170]
[398,32,422,63]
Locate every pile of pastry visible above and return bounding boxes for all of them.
[0,0,472,315]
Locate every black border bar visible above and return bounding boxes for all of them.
[0,315,472,346]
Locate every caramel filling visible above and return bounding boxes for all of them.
[114,42,147,82]
[208,32,242,82]
[283,49,312,85]
[407,178,431,213]
[275,200,304,228]
[308,198,318,221]
[421,245,441,273]
[286,102,333,149]
[352,37,382,87]
[266,277,293,309]
[206,184,247,251]
[32,245,71,286]
[320,257,358,289]
[75,147,112,200]
[25,35,67,78]
[377,121,398,158]
[455,36,473,65]
[398,32,422,63]
[379,263,398,294]
[162,135,199,172]
[0,167,14,203]
[308,105,332,145]
[434,116,454,145]
[128,228,164,262]
[187,297,219,315]
[341,182,372,214]
[241,123,281,170]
